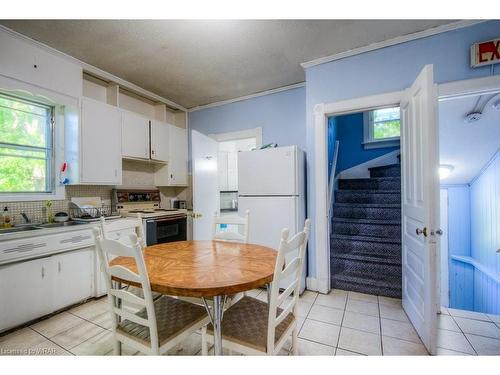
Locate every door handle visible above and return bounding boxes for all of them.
[416,227,428,237]
[431,229,443,236]
[192,212,203,219]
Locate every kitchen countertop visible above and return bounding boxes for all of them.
[0,217,136,242]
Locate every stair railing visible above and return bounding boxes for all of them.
[328,140,340,221]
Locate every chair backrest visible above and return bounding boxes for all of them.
[212,209,250,243]
[100,213,146,249]
[92,228,159,349]
[266,219,310,351]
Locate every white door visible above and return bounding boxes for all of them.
[150,120,170,162]
[238,146,298,196]
[121,110,150,159]
[400,64,439,354]
[192,130,219,240]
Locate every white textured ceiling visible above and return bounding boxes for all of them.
[439,93,500,185]
[0,20,456,108]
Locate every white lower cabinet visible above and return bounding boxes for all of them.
[0,257,53,332]
[52,248,94,310]
[0,248,95,333]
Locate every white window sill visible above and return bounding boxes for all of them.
[0,189,65,202]
[362,138,400,150]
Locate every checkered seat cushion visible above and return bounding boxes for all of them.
[207,296,296,352]
[117,296,208,347]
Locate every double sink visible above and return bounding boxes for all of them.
[0,221,84,235]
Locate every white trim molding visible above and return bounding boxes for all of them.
[0,25,187,112]
[313,91,404,295]
[301,20,485,69]
[188,82,305,112]
[438,75,500,101]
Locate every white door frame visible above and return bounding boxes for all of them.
[313,74,500,295]
[313,91,404,294]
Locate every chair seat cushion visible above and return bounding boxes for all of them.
[125,285,162,301]
[117,296,207,347]
[207,296,295,352]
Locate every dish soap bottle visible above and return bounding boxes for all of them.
[3,207,12,228]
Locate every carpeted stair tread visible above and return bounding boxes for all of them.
[332,252,400,265]
[332,217,401,225]
[331,233,401,244]
[339,177,401,191]
[332,271,402,295]
[333,203,401,208]
[335,190,401,204]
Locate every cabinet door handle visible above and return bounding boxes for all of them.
[58,261,61,273]
[41,266,45,278]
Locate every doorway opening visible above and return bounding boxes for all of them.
[438,89,500,315]
[328,106,402,297]
[209,128,262,213]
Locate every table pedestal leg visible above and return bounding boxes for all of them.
[213,295,224,355]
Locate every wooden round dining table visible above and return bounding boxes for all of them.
[110,240,278,355]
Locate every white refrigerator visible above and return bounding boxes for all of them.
[238,145,306,293]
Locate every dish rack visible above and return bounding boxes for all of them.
[68,202,120,222]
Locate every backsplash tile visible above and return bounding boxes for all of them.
[0,186,113,225]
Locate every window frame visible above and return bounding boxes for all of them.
[0,84,66,202]
[363,106,401,149]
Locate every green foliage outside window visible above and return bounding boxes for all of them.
[371,107,400,140]
[0,94,52,193]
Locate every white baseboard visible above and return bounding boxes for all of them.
[338,149,400,179]
[306,277,318,291]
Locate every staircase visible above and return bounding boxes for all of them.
[330,163,402,298]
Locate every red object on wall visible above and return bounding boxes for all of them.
[471,38,500,68]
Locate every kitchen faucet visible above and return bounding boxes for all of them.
[20,212,31,224]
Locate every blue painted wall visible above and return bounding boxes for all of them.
[189,86,306,151]
[331,112,399,174]
[305,20,500,276]
[446,152,500,314]
[469,153,500,314]
[445,185,472,309]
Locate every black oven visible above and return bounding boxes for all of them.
[145,214,187,245]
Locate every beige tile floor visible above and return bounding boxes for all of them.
[1,288,499,356]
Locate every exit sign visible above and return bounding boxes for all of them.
[471,38,500,68]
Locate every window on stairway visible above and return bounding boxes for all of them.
[0,93,54,194]
[363,106,400,149]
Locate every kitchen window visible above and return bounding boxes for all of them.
[0,93,55,195]
[363,106,401,149]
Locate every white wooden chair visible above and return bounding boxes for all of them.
[99,214,146,248]
[201,219,310,355]
[212,209,250,243]
[93,228,210,355]
[99,215,161,300]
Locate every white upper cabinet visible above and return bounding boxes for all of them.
[0,30,82,98]
[121,110,150,160]
[154,125,188,186]
[150,120,170,162]
[168,125,188,185]
[80,97,122,185]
